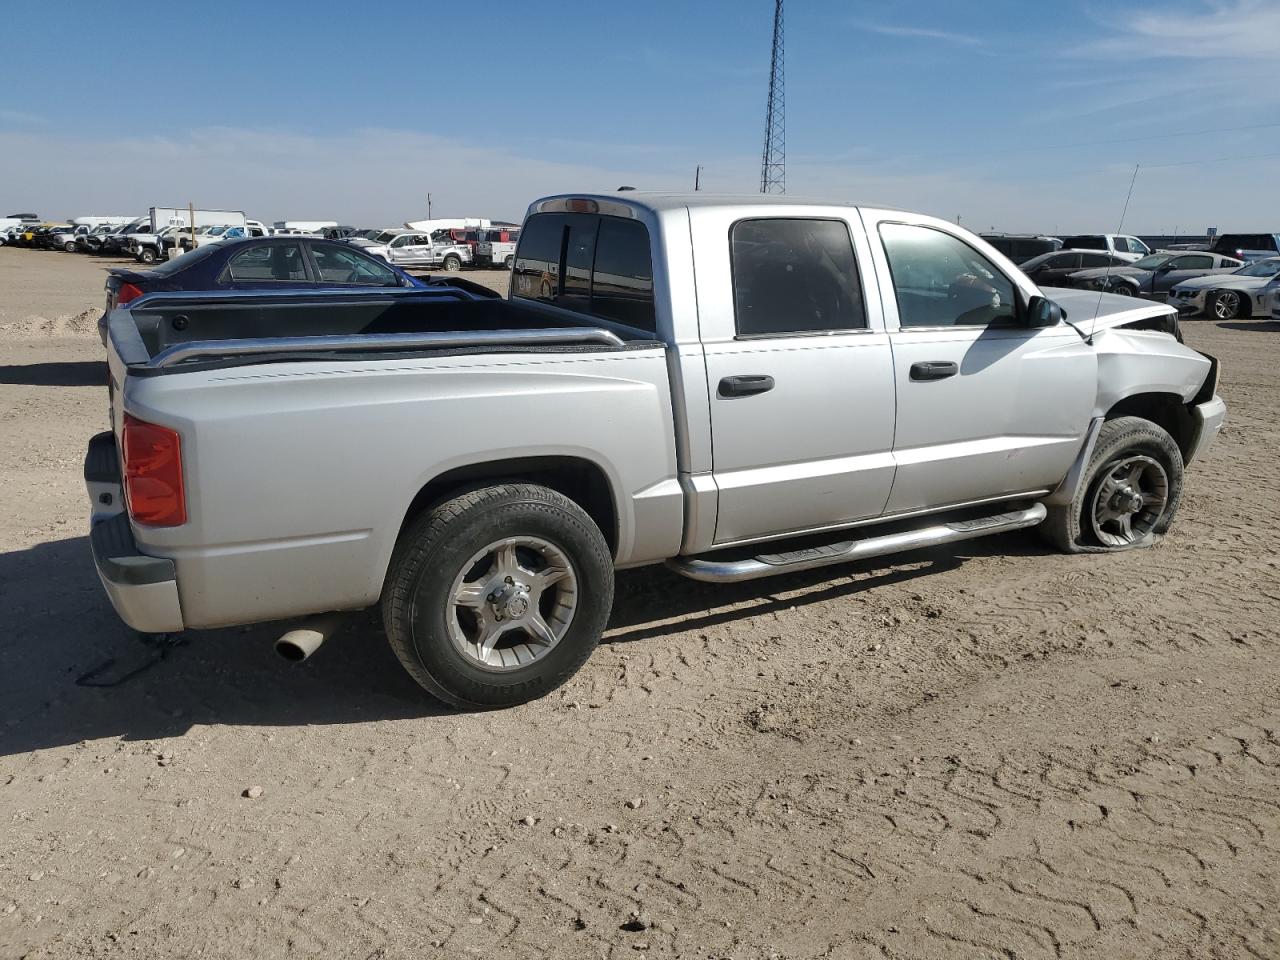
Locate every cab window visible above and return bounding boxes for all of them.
[880,223,1018,328]
[513,212,657,333]
[729,218,866,336]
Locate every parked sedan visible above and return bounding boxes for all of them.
[101,236,426,338]
[1019,249,1129,287]
[1067,252,1243,298]
[1167,257,1280,320]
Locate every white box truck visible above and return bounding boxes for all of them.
[149,207,248,231]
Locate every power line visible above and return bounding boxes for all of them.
[760,0,785,194]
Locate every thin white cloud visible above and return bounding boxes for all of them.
[0,108,48,125]
[1076,0,1280,59]
[851,21,982,45]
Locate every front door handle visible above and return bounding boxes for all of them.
[909,361,958,382]
[718,374,775,398]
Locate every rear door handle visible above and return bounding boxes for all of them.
[909,361,958,382]
[718,374,775,398]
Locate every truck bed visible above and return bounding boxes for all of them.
[108,287,650,371]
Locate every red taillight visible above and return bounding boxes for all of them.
[122,415,186,526]
[117,282,144,306]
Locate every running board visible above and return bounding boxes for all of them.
[666,503,1047,583]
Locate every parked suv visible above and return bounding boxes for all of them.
[979,233,1061,265]
[1209,233,1280,263]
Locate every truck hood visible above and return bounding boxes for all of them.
[1042,286,1177,333]
[1169,273,1271,293]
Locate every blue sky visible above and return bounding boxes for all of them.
[2,0,1278,231]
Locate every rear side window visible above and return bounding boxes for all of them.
[311,244,399,285]
[225,243,308,281]
[1061,235,1105,250]
[513,212,656,333]
[591,217,654,329]
[730,218,866,336]
[1079,253,1111,268]
[1172,255,1213,269]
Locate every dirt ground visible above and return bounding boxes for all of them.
[1,247,1277,960]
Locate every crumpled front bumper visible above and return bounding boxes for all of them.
[1186,395,1227,465]
[85,431,184,633]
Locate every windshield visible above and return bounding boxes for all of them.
[1234,258,1280,278]
[1131,254,1174,270]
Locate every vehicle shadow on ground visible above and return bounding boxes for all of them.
[0,530,1049,756]
[0,535,446,758]
[1216,320,1280,332]
[604,530,1048,644]
[0,361,106,386]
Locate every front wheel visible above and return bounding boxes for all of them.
[64,241,77,252]
[1040,416,1184,553]
[139,247,157,264]
[442,254,462,272]
[382,483,614,708]
[503,254,514,270]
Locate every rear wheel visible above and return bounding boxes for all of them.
[442,254,462,272]
[503,254,514,270]
[1040,416,1183,553]
[64,241,76,252]
[382,484,613,708]
[1208,289,1245,320]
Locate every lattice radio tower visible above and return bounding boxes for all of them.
[760,0,785,194]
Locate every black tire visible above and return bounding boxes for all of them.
[503,254,514,270]
[1040,416,1184,554]
[139,247,157,264]
[64,241,77,253]
[1110,283,1134,297]
[442,254,462,272]
[1207,289,1246,321]
[382,483,613,708]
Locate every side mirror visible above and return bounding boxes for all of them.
[1025,294,1063,328]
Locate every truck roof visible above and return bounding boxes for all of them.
[529,192,902,217]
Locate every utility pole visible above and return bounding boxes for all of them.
[427,193,433,220]
[760,0,785,194]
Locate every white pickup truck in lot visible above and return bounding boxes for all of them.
[87,193,1225,708]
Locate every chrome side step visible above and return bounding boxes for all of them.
[666,503,1047,583]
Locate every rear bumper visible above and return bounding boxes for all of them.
[85,431,185,633]
[1186,395,1227,465]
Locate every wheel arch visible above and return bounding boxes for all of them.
[1207,287,1251,319]
[393,455,621,560]
[1103,391,1195,461]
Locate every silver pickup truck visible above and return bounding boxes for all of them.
[87,193,1225,708]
